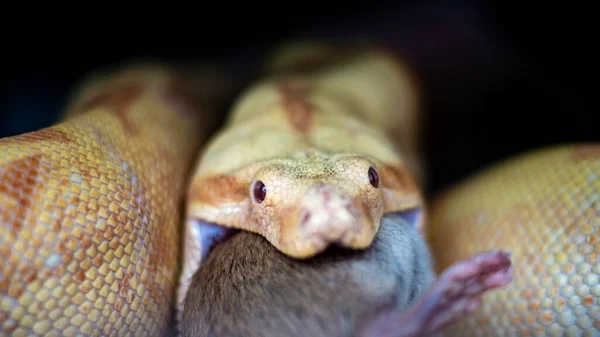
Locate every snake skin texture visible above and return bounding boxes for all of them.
[2,40,598,337]
[427,144,600,336]
[0,64,228,337]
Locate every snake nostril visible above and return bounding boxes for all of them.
[301,211,312,226]
[323,190,331,206]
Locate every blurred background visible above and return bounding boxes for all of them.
[1,1,593,196]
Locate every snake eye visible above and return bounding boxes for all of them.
[368,166,379,188]
[253,180,267,203]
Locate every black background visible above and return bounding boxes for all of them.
[1,1,594,196]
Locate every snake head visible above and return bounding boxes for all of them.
[186,151,423,259]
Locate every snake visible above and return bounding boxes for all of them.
[1,40,598,337]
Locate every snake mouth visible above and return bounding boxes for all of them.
[383,206,423,230]
[190,205,422,263]
[189,219,240,262]
[177,218,240,329]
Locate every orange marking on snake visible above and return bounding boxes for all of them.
[147,214,165,274]
[7,284,23,299]
[0,128,73,144]
[0,154,48,235]
[522,289,533,300]
[0,267,14,293]
[81,235,92,249]
[582,296,594,306]
[78,83,144,133]
[189,174,248,206]
[164,75,204,118]
[571,144,600,162]
[22,267,37,284]
[278,82,313,134]
[378,163,419,192]
[351,195,375,227]
[74,270,85,283]
[277,52,348,74]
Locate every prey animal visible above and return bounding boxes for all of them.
[181,212,513,337]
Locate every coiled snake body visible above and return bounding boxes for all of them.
[1,42,599,336]
[0,64,229,337]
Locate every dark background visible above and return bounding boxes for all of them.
[1,1,594,196]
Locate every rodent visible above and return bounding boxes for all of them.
[180,211,512,337]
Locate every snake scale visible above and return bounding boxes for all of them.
[2,41,599,336]
[0,63,234,337]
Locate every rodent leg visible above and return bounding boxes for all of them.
[356,250,512,337]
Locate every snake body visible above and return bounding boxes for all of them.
[1,41,598,337]
[427,144,600,336]
[0,64,230,337]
